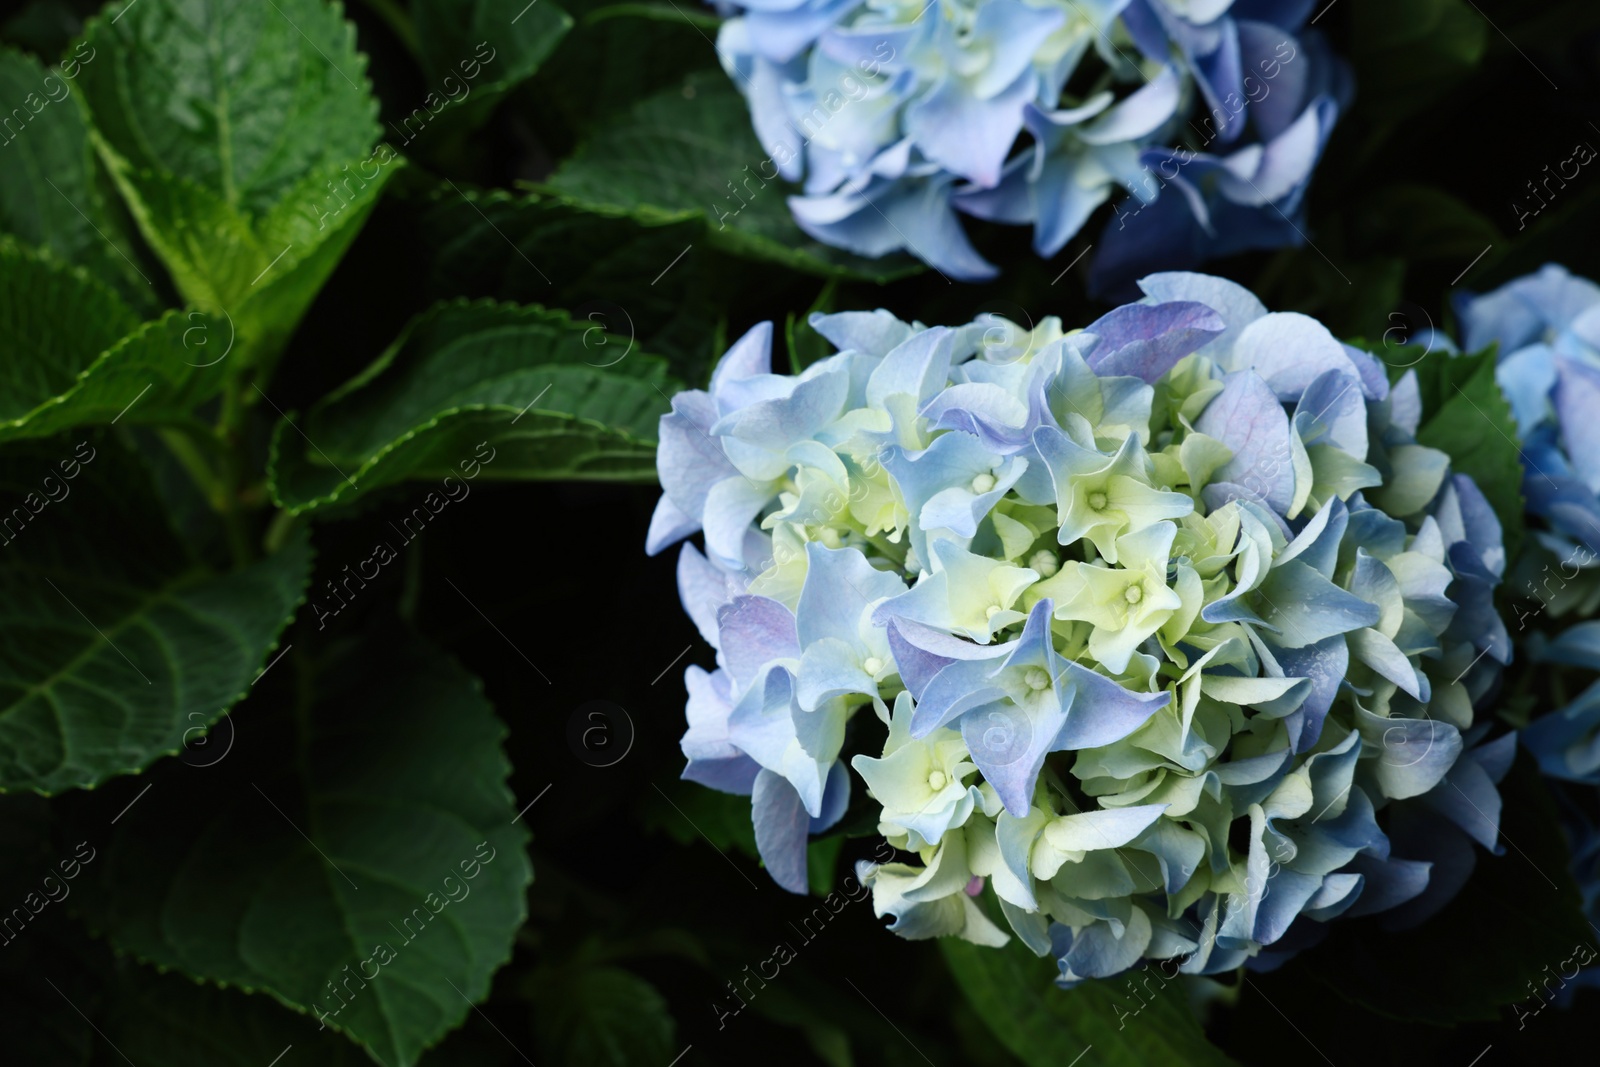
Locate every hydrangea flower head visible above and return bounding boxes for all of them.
[651,272,1511,981]
[1449,265,1600,985]
[712,0,1350,289]
[1444,264,1600,561]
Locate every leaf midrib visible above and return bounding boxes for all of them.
[205,0,238,208]
[0,565,212,731]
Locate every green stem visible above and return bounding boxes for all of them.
[583,2,723,30]
[357,0,421,58]
[216,376,257,566]
[157,426,224,508]
[263,510,304,556]
[398,536,424,624]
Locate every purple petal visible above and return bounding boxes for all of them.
[1194,370,1294,514]
[752,768,810,893]
[1052,660,1171,750]
[885,615,1000,699]
[718,595,800,692]
[962,696,1065,816]
[1083,301,1227,383]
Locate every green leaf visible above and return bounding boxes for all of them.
[642,774,758,861]
[0,437,310,793]
[77,630,533,1067]
[533,966,677,1065]
[267,299,677,515]
[1352,0,1487,127]
[941,936,1237,1067]
[412,0,572,129]
[0,242,232,441]
[76,0,391,364]
[526,0,719,145]
[1414,345,1527,563]
[0,45,155,308]
[807,834,844,896]
[543,69,923,283]
[102,971,374,1067]
[1353,185,1501,266]
[409,184,719,380]
[0,237,138,418]
[787,279,839,374]
[77,0,379,214]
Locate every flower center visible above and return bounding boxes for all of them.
[970,472,996,493]
[1124,584,1143,605]
[862,656,883,676]
[1024,667,1051,691]
[817,526,843,549]
[1028,548,1059,578]
[1087,490,1109,511]
[927,770,948,792]
[985,604,1003,619]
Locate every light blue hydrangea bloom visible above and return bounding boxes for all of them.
[650,273,1513,982]
[1448,266,1600,990]
[1443,265,1600,563]
[711,0,1349,288]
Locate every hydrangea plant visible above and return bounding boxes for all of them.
[712,0,1349,289]
[1442,266,1600,985]
[649,271,1512,982]
[1443,265,1600,574]
[1430,265,1600,776]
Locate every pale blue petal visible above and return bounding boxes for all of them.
[657,390,735,519]
[1194,370,1295,514]
[811,759,852,832]
[1555,354,1600,493]
[885,615,1001,700]
[1231,312,1360,402]
[1342,854,1431,918]
[682,666,763,794]
[646,492,700,556]
[718,595,800,693]
[1059,912,1152,980]
[1053,659,1171,750]
[1270,635,1348,752]
[1421,749,1503,852]
[1258,561,1381,648]
[710,321,777,409]
[678,543,738,646]
[866,326,956,407]
[752,768,812,893]
[797,541,907,646]
[906,69,1037,188]
[1254,869,1322,944]
[1137,271,1268,358]
[964,695,1067,816]
[1356,704,1463,800]
[797,636,876,710]
[1293,368,1367,458]
[703,475,778,571]
[810,309,915,357]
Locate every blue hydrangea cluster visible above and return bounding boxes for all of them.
[1444,265,1600,566]
[1432,265,1600,779]
[1445,266,1600,968]
[649,271,1512,982]
[713,0,1349,289]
